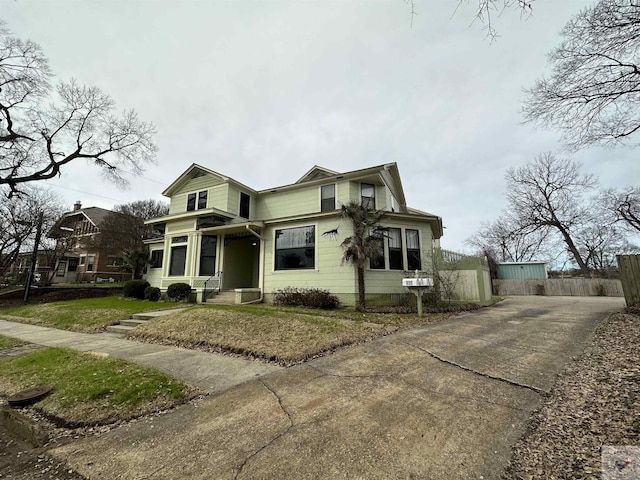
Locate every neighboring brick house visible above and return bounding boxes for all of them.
[48,202,134,283]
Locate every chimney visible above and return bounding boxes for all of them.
[73,201,82,211]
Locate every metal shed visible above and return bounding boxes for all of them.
[496,262,548,280]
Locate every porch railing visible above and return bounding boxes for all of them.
[203,271,223,300]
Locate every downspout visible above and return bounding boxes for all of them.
[242,224,264,304]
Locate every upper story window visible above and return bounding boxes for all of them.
[320,184,336,212]
[361,183,375,208]
[239,192,250,219]
[198,191,208,209]
[187,190,208,211]
[275,225,315,270]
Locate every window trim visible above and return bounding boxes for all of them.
[169,245,188,276]
[388,228,403,270]
[199,235,217,276]
[197,190,208,210]
[239,192,250,219]
[186,192,196,211]
[361,183,376,208]
[320,184,336,212]
[406,229,422,271]
[150,250,164,269]
[274,224,316,271]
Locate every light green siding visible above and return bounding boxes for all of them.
[228,185,241,218]
[168,175,225,214]
[262,217,355,296]
[255,188,319,219]
[209,184,230,212]
[166,219,195,234]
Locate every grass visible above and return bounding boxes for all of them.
[0,297,176,332]
[128,304,450,365]
[0,347,196,426]
[0,334,27,350]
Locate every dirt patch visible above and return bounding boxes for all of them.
[504,310,640,478]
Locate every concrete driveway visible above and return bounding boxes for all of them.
[51,296,624,479]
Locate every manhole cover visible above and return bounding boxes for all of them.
[8,385,53,407]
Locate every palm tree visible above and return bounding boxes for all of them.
[339,201,387,311]
[122,248,149,279]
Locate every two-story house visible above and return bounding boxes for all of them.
[48,202,135,283]
[144,163,443,306]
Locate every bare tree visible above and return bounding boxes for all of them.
[0,25,156,196]
[466,215,551,263]
[600,187,640,234]
[523,1,640,149]
[0,186,65,280]
[505,153,597,276]
[576,222,639,274]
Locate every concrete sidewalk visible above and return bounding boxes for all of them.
[0,319,281,393]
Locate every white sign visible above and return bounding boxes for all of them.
[402,277,433,287]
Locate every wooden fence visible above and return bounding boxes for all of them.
[493,278,624,297]
[618,255,640,305]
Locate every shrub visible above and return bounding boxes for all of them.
[123,280,150,300]
[144,286,161,302]
[167,282,192,301]
[273,287,340,309]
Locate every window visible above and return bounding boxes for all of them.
[87,255,96,272]
[388,228,403,270]
[361,183,375,208]
[187,193,196,211]
[198,190,208,209]
[107,255,123,267]
[406,230,421,271]
[239,192,250,219]
[199,235,217,276]
[170,246,187,276]
[187,190,208,212]
[79,256,86,266]
[150,250,164,269]
[369,230,385,270]
[275,226,315,270]
[56,261,67,277]
[320,184,335,212]
[68,258,78,272]
[172,236,188,243]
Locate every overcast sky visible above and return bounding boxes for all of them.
[2,0,638,252]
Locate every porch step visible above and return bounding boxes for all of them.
[106,324,138,334]
[105,308,187,334]
[205,289,236,305]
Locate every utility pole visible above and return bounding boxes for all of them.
[23,211,44,304]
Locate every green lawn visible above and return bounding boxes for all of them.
[128,305,448,365]
[0,297,176,332]
[0,347,196,426]
[0,334,27,350]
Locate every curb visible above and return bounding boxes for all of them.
[0,405,49,447]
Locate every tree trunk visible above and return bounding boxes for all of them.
[356,264,366,311]
[557,224,590,277]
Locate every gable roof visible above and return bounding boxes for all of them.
[295,166,339,184]
[260,163,409,214]
[162,163,257,197]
